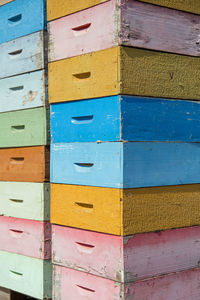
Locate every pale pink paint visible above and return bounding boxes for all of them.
[52,225,200,282]
[53,266,200,300]
[48,0,116,62]
[48,0,200,62]
[0,216,51,259]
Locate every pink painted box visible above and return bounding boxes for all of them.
[48,0,200,62]
[52,225,200,282]
[0,216,51,259]
[53,265,200,300]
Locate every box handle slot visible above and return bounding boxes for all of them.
[9,198,23,203]
[76,285,95,294]
[72,23,91,31]
[8,49,23,57]
[74,163,93,168]
[71,115,93,124]
[9,86,24,91]
[73,72,91,80]
[10,270,23,277]
[75,202,93,209]
[10,157,24,164]
[11,125,25,130]
[8,14,22,24]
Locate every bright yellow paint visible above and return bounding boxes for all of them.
[47,0,109,21]
[138,0,200,15]
[49,47,119,103]
[51,184,200,236]
[49,46,200,103]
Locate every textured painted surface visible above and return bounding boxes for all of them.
[138,0,200,14]
[0,0,46,44]
[0,70,46,113]
[49,47,200,103]
[51,142,200,188]
[48,0,116,62]
[0,251,52,299]
[51,184,200,236]
[47,0,109,20]
[0,107,50,148]
[53,266,200,299]
[49,0,200,61]
[0,182,50,221]
[0,146,49,182]
[51,96,200,142]
[0,31,44,79]
[0,216,51,259]
[52,225,200,282]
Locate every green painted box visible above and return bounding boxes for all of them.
[0,251,52,299]
[0,107,50,148]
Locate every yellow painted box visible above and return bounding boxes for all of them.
[51,183,200,236]
[49,47,200,103]
[47,0,109,21]
[138,0,200,15]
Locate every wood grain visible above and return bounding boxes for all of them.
[0,146,49,182]
[51,184,200,236]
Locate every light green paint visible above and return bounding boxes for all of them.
[0,251,52,299]
[0,107,50,148]
[0,182,50,221]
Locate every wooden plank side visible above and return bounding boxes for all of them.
[49,47,200,103]
[48,0,116,62]
[53,266,200,300]
[120,47,200,100]
[0,146,49,182]
[0,71,46,113]
[48,47,119,103]
[138,0,200,15]
[0,216,51,259]
[51,184,200,236]
[0,107,49,148]
[52,225,200,283]
[0,251,52,299]
[121,1,200,56]
[0,31,44,79]
[0,182,50,221]
[47,0,109,21]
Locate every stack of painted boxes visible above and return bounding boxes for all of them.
[48,0,200,299]
[0,0,52,299]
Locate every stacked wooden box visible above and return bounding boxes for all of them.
[0,0,51,299]
[48,0,200,299]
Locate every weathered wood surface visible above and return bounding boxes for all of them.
[49,0,200,62]
[49,47,200,103]
[52,225,200,282]
[0,216,51,259]
[0,31,44,79]
[51,96,200,142]
[47,0,109,21]
[0,71,47,113]
[53,266,200,300]
[0,288,10,300]
[138,0,200,15]
[0,0,46,44]
[0,251,52,299]
[0,182,50,221]
[0,107,50,148]
[51,142,200,188]
[51,183,200,236]
[0,146,49,182]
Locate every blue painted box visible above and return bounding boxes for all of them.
[51,96,200,143]
[0,0,46,44]
[51,142,200,188]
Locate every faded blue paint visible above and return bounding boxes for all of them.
[51,95,200,142]
[0,0,46,44]
[51,142,200,188]
[0,70,46,112]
